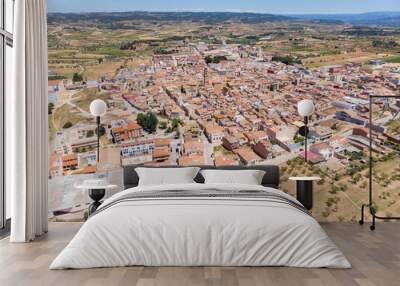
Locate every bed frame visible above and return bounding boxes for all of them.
[123,165,280,190]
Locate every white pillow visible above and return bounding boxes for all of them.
[200,169,266,185]
[136,167,200,186]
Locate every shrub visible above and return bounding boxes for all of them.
[86,130,95,138]
[159,121,167,130]
[48,103,55,115]
[63,122,73,129]
[271,55,301,65]
[322,210,331,218]
[95,126,106,137]
[205,55,227,64]
[72,72,83,83]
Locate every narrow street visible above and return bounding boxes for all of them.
[202,133,214,165]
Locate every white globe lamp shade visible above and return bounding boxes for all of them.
[297,100,315,117]
[90,99,107,117]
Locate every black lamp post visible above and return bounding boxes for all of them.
[297,100,315,162]
[90,99,107,162]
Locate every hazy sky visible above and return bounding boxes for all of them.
[47,0,400,14]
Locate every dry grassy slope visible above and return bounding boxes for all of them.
[52,103,90,130]
[280,157,400,222]
[71,88,112,113]
[47,19,400,85]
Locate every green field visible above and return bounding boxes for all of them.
[385,55,400,63]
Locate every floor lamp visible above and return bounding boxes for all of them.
[90,99,107,162]
[297,100,315,162]
[359,94,400,230]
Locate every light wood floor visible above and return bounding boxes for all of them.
[0,222,399,286]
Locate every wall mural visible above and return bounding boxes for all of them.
[47,12,400,222]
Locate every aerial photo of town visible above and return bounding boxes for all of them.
[46,11,400,222]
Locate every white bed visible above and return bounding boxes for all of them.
[50,183,351,269]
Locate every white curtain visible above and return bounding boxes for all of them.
[9,0,48,242]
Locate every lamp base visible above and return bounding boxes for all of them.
[88,188,106,215]
[296,180,313,210]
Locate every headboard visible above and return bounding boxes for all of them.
[123,165,280,190]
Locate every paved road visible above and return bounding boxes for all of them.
[202,133,214,165]
[170,137,182,165]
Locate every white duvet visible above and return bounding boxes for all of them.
[50,183,351,269]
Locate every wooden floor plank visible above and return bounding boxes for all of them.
[0,222,399,286]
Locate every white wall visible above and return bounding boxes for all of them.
[5,45,13,219]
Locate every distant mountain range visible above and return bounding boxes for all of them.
[47,11,400,26]
[47,11,290,24]
[287,12,400,26]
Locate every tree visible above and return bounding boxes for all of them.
[95,126,106,137]
[339,184,348,192]
[205,55,227,64]
[63,122,73,129]
[372,39,398,49]
[137,112,158,133]
[333,172,340,181]
[222,86,229,95]
[360,181,367,189]
[48,102,55,115]
[171,118,182,131]
[294,135,304,144]
[271,55,301,65]
[86,130,95,138]
[159,121,167,130]
[137,113,146,126]
[72,73,83,83]
[146,113,158,133]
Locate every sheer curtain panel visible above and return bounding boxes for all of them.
[9,0,48,242]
